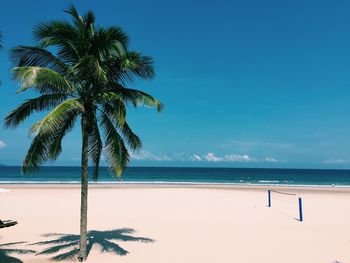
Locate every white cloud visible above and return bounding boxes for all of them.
[190,154,202,161]
[130,150,283,164]
[224,154,255,162]
[0,140,7,149]
[130,151,171,161]
[265,157,279,163]
[189,152,285,163]
[201,153,256,163]
[323,159,348,164]
[202,152,223,162]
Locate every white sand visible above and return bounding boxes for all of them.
[0,188,12,193]
[0,184,349,263]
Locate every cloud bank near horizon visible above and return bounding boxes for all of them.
[323,159,350,164]
[131,150,282,163]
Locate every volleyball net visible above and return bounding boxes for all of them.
[267,189,303,222]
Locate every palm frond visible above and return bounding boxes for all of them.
[91,27,128,57]
[122,51,155,80]
[22,111,77,173]
[100,112,129,176]
[30,98,83,135]
[10,46,67,73]
[72,55,107,84]
[83,11,95,30]
[22,133,53,173]
[104,51,153,84]
[109,86,164,112]
[13,66,73,94]
[4,94,67,129]
[33,20,79,62]
[102,103,141,150]
[64,5,83,27]
[34,20,76,46]
[98,92,126,125]
[48,109,79,160]
[120,122,142,150]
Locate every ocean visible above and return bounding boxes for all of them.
[0,166,349,186]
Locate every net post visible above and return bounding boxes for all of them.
[268,190,271,207]
[298,197,303,222]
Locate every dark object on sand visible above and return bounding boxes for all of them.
[0,220,17,228]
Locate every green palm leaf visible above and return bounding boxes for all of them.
[30,98,83,135]
[121,51,155,80]
[4,94,67,129]
[102,103,141,150]
[72,55,107,84]
[111,87,164,112]
[10,46,67,73]
[48,109,79,160]
[13,66,73,94]
[22,133,53,173]
[92,27,128,56]
[120,122,142,150]
[100,112,129,176]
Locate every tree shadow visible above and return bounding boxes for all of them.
[32,228,154,261]
[0,242,35,263]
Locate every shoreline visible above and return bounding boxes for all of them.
[1,182,350,193]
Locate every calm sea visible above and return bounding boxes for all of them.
[0,166,349,186]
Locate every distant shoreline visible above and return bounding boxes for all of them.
[1,182,350,193]
[1,165,350,171]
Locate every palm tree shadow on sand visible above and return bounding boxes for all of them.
[31,228,154,261]
[0,242,35,263]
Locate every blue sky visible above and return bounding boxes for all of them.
[1,0,350,168]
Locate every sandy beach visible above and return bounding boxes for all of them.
[0,184,349,263]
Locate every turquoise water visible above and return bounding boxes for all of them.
[0,166,349,186]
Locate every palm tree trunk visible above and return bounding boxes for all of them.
[79,115,89,261]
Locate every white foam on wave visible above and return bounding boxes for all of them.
[258,180,280,183]
[0,181,349,188]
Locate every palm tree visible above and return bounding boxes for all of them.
[4,5,163,261]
